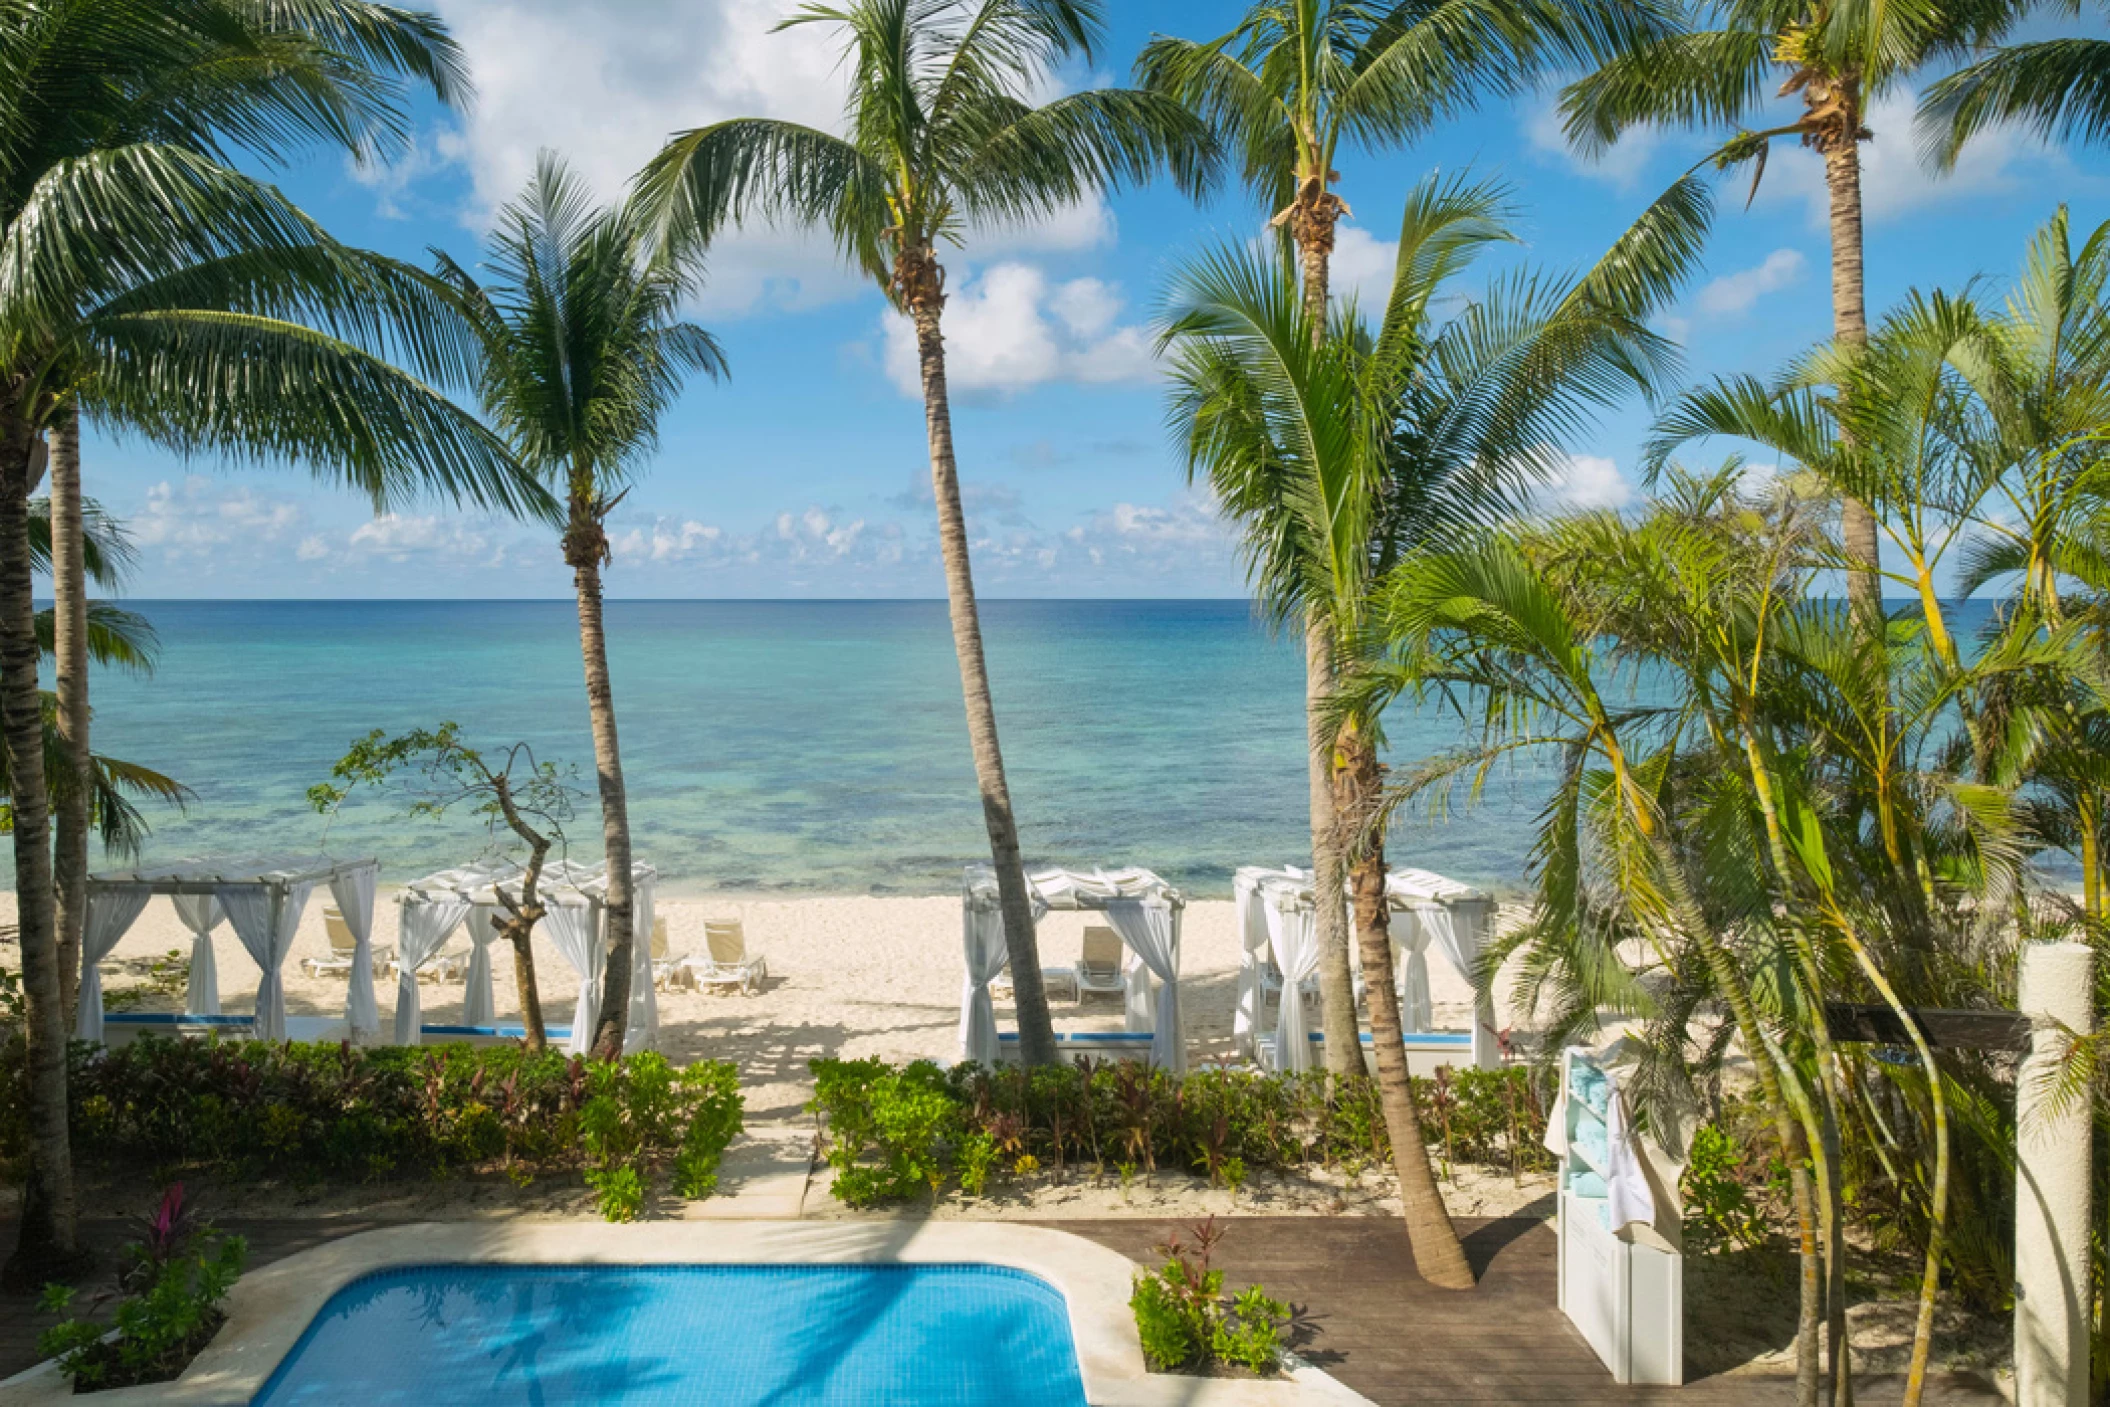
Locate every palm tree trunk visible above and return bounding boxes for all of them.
[1823,133,1882,628]
[571,501,635,1061]
[0,405,79,1288]
[1340,727,1475,1289]
[911,296,1057,1066]
[49,406,89,1033]
[1297,224,1362,1079]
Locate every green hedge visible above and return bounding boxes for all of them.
[3,1036,742,1220]
[808,1057,1552,1208]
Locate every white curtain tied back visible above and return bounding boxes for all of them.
[329,863,380,1041]
[625,882,658,1054]
[217,880,317,1043]
[393,894,469,1045]
[463,901,506,1029]
[1105,898,1184,1073]
[170,892,222,1017]
[76,885,154,1043]
[1262,887,1322,1074]
[542,901,601,1057]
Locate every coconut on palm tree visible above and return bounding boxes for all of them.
[0,0,543,1287]
[1160,172,1682,1288]
[636,0,1215,1066]
[435,154,726,1060]
[1138,0,1675,1070]
[1559,0,2026,627]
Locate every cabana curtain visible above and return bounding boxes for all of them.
[394,895,470,1045]
[1263,891,1321,1074]
[398,859,660,1054]
[1394,910,1435,1033]
[462,903,504,1028]
[1104,899,1184,1073]
[542,902,600,1057]
[960,864,1186,1070]
[330,863,380,1040]
[171,894,222,1016]
[76,884,154,1043]
[218,880,317,1043]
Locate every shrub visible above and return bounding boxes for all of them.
[37,1185,246,1393]
[1682,1123,1769,1252]
[804,1057,1553,1205]
[6,1037,742,1218]
[1129,1218,1291,1376]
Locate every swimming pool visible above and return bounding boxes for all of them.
[249,1262,1089,1406]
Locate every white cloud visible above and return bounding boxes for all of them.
[878,263,1155,398]
[132,478,306,558]
[1542,453,1633,511]
[609,517,726,563]
[1329,225,1400,310]
[406,0,1118,318]
[1524,98,1669,190]
[1696,248,1807,316]
[344,513,502,564]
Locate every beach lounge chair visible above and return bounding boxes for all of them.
[675,920,767,995]
[1074,926,1126,999]
[650,918,690,991]
[301,906,393,979]
[392,942,470,985]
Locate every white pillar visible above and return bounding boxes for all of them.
[2015,940,2094,1407]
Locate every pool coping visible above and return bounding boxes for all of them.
[0,1220,1375,1407]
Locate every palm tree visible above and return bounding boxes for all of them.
[1138,0,1674,1070]
[1560,0,2025,626]
[1920,19,2110,167]
[0,0,540,1287]
[636,0,1215,1065]
[1160,172,1680,1288]
[434,154,726,1060]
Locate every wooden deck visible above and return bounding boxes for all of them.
[0,1213,2007,1404]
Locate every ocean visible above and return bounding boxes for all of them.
[52,599,1547,899]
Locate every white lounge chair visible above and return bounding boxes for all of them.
[1074,926,1126,999]
[676,920,767,995]
[650,917,690,991]
[994,962,1078,1003]
[301,906,393,979]
[392,942,470,985]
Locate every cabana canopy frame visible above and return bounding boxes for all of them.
[960,865,1187,1072]
[83,854,380,1044]
[398,858,659,1056]
[1244,865,1499,1071]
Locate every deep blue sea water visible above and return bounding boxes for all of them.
[251,1263,1089,1406]
[56,599,1545,898]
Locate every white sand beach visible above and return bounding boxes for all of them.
[11,892,1522,1123]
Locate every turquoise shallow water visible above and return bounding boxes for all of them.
[59,599,1543,898]
[251,1263,1089,1406]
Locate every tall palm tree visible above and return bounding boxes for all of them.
[1138,0,1673,1070]
[1560,0,2025,626]
[434,154,725,1061]
[636,0,1215,1065]
[0,0,540,1287]
[1160,172,1681,1288]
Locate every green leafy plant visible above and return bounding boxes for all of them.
[1683,1124,1769,1253]
[1129,1218,1291,1376]
[37,1186,247,1392]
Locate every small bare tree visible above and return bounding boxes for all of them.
[310,723,585,1053]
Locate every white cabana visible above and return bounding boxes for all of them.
[961,865,1187,1072]
[82,854,379,1044]
[399,858,659,1055]
[1249,865,1500,1071]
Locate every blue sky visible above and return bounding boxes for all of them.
[81,0,2110,599]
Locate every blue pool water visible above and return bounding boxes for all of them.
[250,1263,1089,1406]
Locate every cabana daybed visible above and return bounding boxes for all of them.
[398,858,659,1055]
[960,864,1187,1071]
[1236,864,1500,1075]
[82,854,380,1043]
